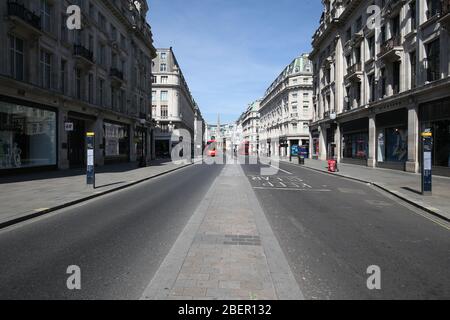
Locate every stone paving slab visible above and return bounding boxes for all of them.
[0,160,196,227]
[279,157,450,221]
[141,163,304,300]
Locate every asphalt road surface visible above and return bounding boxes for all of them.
[1,158,449,300]
[0,163,224,299]
[242,160,450,300]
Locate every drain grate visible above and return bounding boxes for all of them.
[223,234,261,246]
[194,234,262,246]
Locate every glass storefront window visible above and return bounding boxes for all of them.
[343,132,368,160]
[103,122,129,158]
[0,101,56,169]
[423,120,450,168]
[379,127,408,163]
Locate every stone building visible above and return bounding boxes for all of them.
[238,100,261,156]
[151,48,203,159]
[0,0,156,173]
[259,53,314,157]
[310,0,450,176]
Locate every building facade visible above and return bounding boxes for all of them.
[310,0,450,176]
[0,0,156,173]
[151,48,202,159]
[238,100,261,156]
[205,121,237,154]
[259,54,314,157]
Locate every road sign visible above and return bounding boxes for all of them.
[86,132,95,188]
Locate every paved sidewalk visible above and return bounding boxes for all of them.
[0,159,195,227]
[142,163,303,300]
[281,158,450,221]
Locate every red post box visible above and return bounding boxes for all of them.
[328,159,337,172]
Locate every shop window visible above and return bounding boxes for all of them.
[343,132,368,160]
[0,101,56,169]
[104,122,130,159]
[378,128,408,163]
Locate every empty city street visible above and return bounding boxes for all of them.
[1,0,450,308]
[243,160,450,300]
[0,159,449,300]
[0,163,223,299]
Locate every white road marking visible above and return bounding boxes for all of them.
[270,165,292,175]
[253,187,331,192]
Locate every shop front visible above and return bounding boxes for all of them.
[66,111,97,168]
[103,121,130,164]
[155,139,170,159]
[341,118,368,165]
[376,108,408,171]
[279,137,288,157]
[0,97,57,173]
[134,125,148,165]
[311,130,320,159]
[420,98,450,176]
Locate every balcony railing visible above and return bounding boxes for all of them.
[73,45,94,63]
[347,62,362,75]
[440,0,450,26]
[7,1,41,30]
[110,68,124,80]
[444,0,450,14]
[379,36,402,57]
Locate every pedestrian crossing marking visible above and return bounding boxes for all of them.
[249,175,325,191]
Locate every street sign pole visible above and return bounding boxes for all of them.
[86,132,95,189]
[421,130,433,196]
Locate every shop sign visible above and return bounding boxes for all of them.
[65,122,74,132]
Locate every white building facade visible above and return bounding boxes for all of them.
[238,100,261,156]
[151,48,203,159]
[0,0,156,173]
[310,0,450,176]
[259,54,314,158]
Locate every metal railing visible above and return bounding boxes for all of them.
[110,68,124,80]
[73,45,94,63]
[379,35,402,57]
[443,0,450,15]
[7,1,41,30]
[347,62,362,75]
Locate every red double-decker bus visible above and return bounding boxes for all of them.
[206,140,217,157]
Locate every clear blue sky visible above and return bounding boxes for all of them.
[147,0,323,124]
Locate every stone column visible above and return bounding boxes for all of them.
[319,124,327,160]
[367,115,377,168]
[334,123,341,162]
[93,115,105,166]
[288,140,292,159]
[406,104,420,173]
[146,127,152,163]
[58,107,70,170]
[130,123,137,162]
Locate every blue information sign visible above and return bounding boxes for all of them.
[291,145,299,157]
[299,146,309,159]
